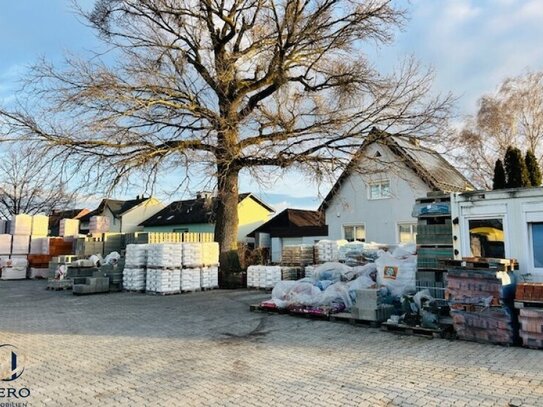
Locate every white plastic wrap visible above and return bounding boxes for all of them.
[313,262,352,282]
[146,268,181,293]
[125,244,148,266]
[181,268,201,291]
[147,243,183,268]
[320,282,352,309]
[247,265,282,288]
[123,267,146,290]
[271,281,323,308]
[375,251,417,297]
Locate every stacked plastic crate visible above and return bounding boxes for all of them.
[145,244,182,294]
[123,244,148,291]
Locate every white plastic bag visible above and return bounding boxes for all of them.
[313,262,352,282]
[375,251,417,297]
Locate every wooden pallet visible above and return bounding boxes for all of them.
[249,304,289,314]
[329,312,381,328]
[381,322,443,339]
[181,288,202,294]
[146,290,181,296]
[514,300,543,309]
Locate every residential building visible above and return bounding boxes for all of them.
[139,192,275,241]
[248,208,328,263]
[320,128,473,244]
[79,197,164,234]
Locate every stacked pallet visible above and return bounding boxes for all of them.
[146,268,181,294]
[182,243,203,267]
[0,235,12,255]
[247,265,282,289]
[315,240,341,263]
[123,244,148,291]
[281,266,303,281]
[60,218,79,237]
[146,243,183,268]
[125,244,148,266]
[10,214,32,235]
[89,216,110,234]
[200,266,219,289]
[515,283,543,349]
[11,235,30,255]
[281,245,314,266]
[31,215,49,236]
[181,268,201,292]
[202,242,220,266]
[0,257,28,280]
[447,258,517,345]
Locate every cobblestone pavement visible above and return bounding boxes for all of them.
[1,280,543,407]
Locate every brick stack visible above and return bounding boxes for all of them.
[515,283,543,349]
[281,245,315,266]
[448,262,516,345]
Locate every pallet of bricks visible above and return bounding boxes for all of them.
[515,283,543,349]
[446,257,517,345]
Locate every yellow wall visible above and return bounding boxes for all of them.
[237,196,274,241]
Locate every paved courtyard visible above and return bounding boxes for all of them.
[1,280,543,407]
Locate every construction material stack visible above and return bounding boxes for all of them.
[60,218,79,237]
[89,216,110,234]
[247,265,282,289]
[146,243,182,294]
[447,258,517,345]
[515,283,543,349]
[281,245,315,266]
[413,192,453,299]
[123,244,148,291]
[351,288,394,322]
[0,257,28,280]
[198,242,219,290]
[315,240,341,263]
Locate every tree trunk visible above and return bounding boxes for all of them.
[214,164,241,275]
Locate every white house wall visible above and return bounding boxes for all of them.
[121,198,165,233]
[451,188,543,281]
[325,143,430,244]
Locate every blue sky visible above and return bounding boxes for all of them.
[2,0,543,212]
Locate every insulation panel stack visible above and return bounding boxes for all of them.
[60,219,80,237]
[181,268,201,291]
[146,269,181,294]
[31,215,49,236]
[89,216,110,234]
[0,235,12,255]
[200,266,219,289]
[11,235,30,255]
[10,214,32,235]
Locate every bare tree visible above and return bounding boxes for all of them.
[0,0,452,269]
[449,71,543,189]
[0,148,77,219]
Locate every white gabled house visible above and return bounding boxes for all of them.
[320,128,473,244]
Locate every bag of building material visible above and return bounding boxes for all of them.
[375,251,417,297]
[104,251,121,265]
[313,262,351,282]
[271,281,323,308]
[320,282,353,309]
[346,263,377,281]
[392,243,417,259]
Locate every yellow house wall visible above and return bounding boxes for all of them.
[237,197,274,241]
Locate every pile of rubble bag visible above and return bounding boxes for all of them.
[261,243,420,316]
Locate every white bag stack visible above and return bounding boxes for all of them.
[182,243,204,266]
[146,243,183,268]
[0,235,12,254]
[0,257,28,280]
[60,219,80,237]
[146,268,181,293]
[29,268,49,279]
[10,214,32,235]
[89,216,110,234]
[125,244,148,267]
[181,268,201,291]
[304,265,315,279]
[316,240,344,263]
[200,266,219,289]
[247,265,281,289]
[202,242,220,266]
[11,235,30,255]
[31,215,49,236]
[123,267,147,291]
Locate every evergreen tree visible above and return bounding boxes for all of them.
[525,150,542,187]
[492,159,506,190]
[504,146,531,188]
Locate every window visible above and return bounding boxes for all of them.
[368,180,391,200]
[398,223,417,243]
[530,222,543,268]
[343,224,365,242]
[468,218,505,258]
